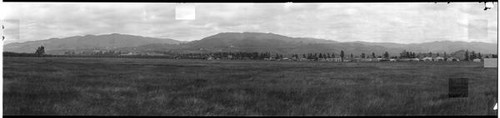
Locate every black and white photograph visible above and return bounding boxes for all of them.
[1,2,498,116]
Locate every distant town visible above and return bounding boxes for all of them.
[5,45,497,63]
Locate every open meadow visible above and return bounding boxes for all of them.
[3,57,498,116]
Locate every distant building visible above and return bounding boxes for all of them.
[318,58,328,62]
[299,58,308,61]
[434,57,445,61]
[373,58,383,62]
[410,58,420,62]
[473,59,482,62]
[281,58,291,61]
[422,57,433,61]
[120,52,136,56]
[207,56,215,60]
[447,57,460,61]
[361,58,372,62]
[332,58,342,62]
[398,58,411,62]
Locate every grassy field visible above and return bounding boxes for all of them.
[3,57,498,116]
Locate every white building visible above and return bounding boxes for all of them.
[434,57,445,61]
[473,59,482,62]
[411,58,420,61]
[422,57,433,61]
[447,57,460,61]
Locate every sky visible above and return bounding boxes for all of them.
[0,3,498,44]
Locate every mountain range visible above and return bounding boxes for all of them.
[4,32,497,56]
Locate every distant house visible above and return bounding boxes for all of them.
[473,59,482,62]
[422,57,433,61]
[434,57,445,61]
[318,58,327,62]
[332,58,342,62]
[447,57,459,61]
[373,58,383,62]
[361,58,372,62]
[207,56,215,60]
[145,52,165,56]
[281,58,291,61]
[378,58,390,62]
[389,59,396,62]
[299,58,308,61]
[398,58,411,62]
[410,58,420,62]
[325,58,332,61]
[120,52,136,56]
[352,58,362,62]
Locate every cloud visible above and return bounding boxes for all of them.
[2,3,497,44]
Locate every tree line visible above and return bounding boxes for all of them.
[14,46,499,61]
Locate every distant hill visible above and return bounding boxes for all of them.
[358,41,497,54]
[4,32,497,56]
[4,33,181,54]
[181,32,496,56]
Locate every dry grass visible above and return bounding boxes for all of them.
[3,57,497,116]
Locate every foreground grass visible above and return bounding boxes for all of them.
[3,57,497,116]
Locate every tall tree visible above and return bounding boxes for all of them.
[35,45,45,56]
[384,51,389,59]
[400,50,407,58]
[465,50,469,61]
[471,51,476,60]
[340,50,345,62]
[372,52,376,58]
[350,53,354,59]
[361,53,366,58]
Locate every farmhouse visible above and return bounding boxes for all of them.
[120,52,137,56]
[473,59,482,62]
[434,57,444,61]
[373,58,383,62]
[361,58,372,62]
[422,57,433,61]
[398,58,411,62]
[389,59,396,62]
[299,58,308,61]
[410,58,420,61]
[206,56,215,60]
[446,57,460,61]
[332,58,342,62]
[318,58,327,62]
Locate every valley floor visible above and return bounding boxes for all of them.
[3,57,498,115]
